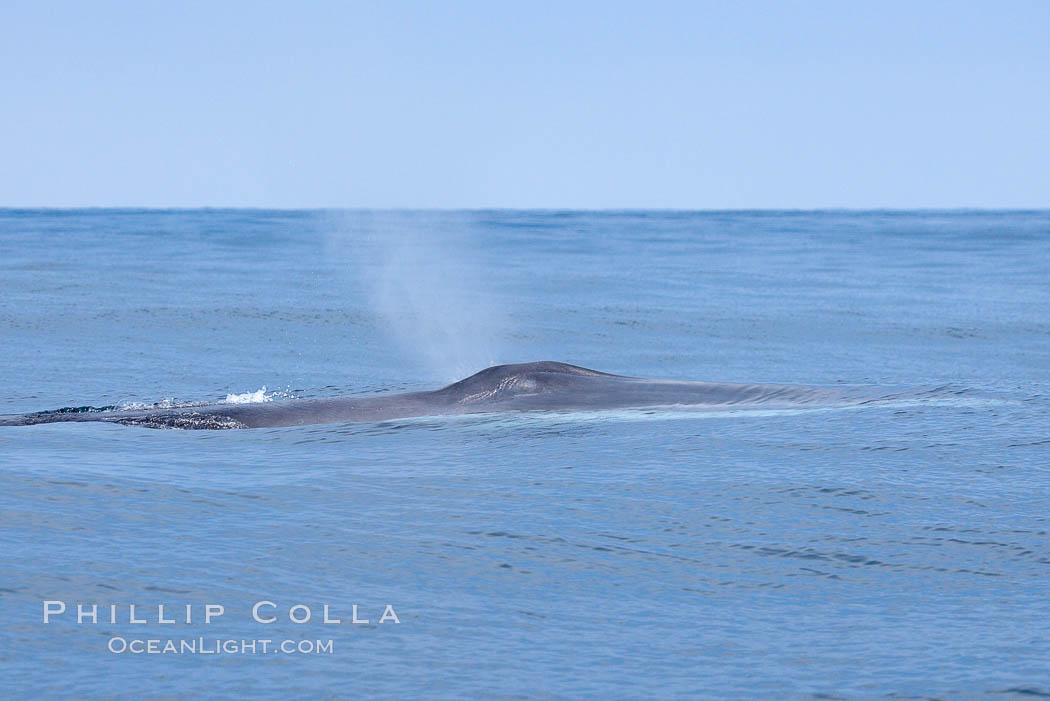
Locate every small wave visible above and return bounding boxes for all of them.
[117,398,203,411]
[34,387,294,415]
[33,405,119,415]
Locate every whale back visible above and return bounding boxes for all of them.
[0,361,865,429]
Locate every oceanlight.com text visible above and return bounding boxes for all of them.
[107,637,335,655]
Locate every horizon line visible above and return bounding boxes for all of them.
[1,205,1048,213]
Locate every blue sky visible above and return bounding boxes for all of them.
[1,1,1047,208]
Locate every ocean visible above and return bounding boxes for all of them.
[1,209,1048,698]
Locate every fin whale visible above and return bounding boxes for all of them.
[0,361,853,430]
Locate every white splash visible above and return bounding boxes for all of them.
[223,387,272,404]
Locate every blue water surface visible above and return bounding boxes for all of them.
[1,209,1048,698]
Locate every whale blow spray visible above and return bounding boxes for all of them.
[370,213,506,382]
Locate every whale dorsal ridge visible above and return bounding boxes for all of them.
[436,361,623,403]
